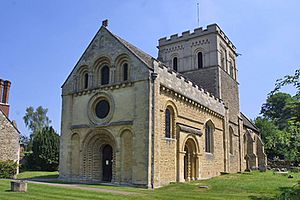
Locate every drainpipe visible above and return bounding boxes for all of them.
[151,72,158,189]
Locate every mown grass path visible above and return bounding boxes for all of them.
[0,171,299,200]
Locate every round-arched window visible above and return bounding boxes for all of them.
[95,100,110,119]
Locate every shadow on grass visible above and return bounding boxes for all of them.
[20,174,59,180]
[249,182,300,200]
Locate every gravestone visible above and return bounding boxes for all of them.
[11,181,27,192]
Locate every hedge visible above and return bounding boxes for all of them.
[0,160,18,178]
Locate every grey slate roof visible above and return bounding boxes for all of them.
[112,32,154,69]
[241,112,259,132]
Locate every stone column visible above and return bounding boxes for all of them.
[110,66,116,83]
[178,152,185,182]
[187,153,191,181]
[88,72,93,89]
[195,154,200,180]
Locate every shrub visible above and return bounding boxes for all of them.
[0,160,18,178]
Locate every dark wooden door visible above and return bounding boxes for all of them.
[102,144,113,182]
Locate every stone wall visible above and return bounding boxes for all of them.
[152,62,226,187]
[59,26,152,187]
[183,67,219,98]
[0,110,20,164]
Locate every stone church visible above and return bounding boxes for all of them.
[59,20,267,188]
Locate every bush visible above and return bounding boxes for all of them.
[277,181,300,200]
[0,160,18,178]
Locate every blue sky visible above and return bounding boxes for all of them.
[1,0,299,136]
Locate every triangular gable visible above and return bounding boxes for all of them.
[0,109,20,134]
[62,26,154,88]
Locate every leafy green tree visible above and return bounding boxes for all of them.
[256,69,300,163]
[270,68,299,96]
[260,92,297,129]
[255,117,287,159]
[30,126,60,171]
[269,68,300,125]
[23,106,51,139]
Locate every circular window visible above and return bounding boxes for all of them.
[95,100,110,119]
[88,92,114,124]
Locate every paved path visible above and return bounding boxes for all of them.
[8,179,138,196]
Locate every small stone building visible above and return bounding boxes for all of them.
[59,21,267,188]
[0,79,20,173]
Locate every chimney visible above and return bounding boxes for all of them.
[0,79,3,103]
[3,80,11,104]
[0,80,11,117]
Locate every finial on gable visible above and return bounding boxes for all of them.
[102,19,108,27]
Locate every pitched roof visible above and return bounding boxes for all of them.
[241,112,259,132]
[112,33,154,69]
[0,109,20,134]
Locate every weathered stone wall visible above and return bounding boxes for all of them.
[183,67,219,98]
[60,26,151,187]
[241,127,267,171]
[0,111,20,164]
[219,69,240,124]
[152,62,226,187]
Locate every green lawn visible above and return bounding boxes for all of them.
[0,171,299,200]
[17,171,59,179]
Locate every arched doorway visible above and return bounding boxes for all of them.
[102,144,113,182]
[82,130,116,182]
[183,138,198,181]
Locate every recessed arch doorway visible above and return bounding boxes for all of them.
[183,138,199,181]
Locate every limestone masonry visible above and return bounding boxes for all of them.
[59,21,267,188]
[0,79,20,173]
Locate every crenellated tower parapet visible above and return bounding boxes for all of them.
[158,24,236,53]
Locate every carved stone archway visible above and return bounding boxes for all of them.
[81,130,116,182]
[183,138,199,181]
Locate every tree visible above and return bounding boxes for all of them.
[30,126,60,171]
[270,68,300,96]
[269,68,300,124]
[23,106,51,139]
[255,117,287,160]
[256,69,300,163]
[260,92,297,129]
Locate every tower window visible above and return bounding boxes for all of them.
[173,57,178,71]
[123,63,128,81]
[229,61,234,78]
[221,51,225,70]
[198,52,203,69]
[101,65,109,85]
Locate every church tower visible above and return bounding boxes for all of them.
[157,24,240,123]
[157,24,242,172]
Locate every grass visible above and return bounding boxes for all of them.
[0,171,298,200]
[17,171,59,179]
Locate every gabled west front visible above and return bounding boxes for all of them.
[59,20,267,188]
